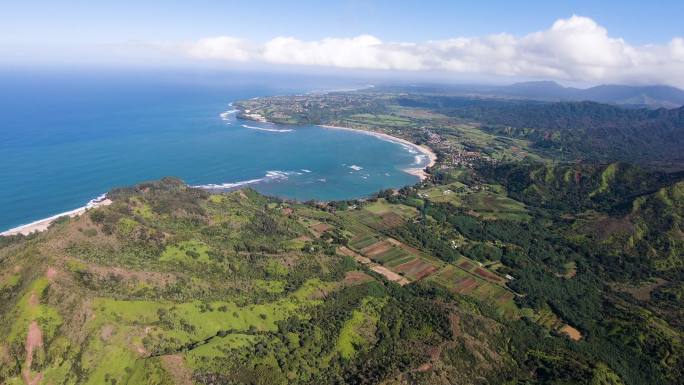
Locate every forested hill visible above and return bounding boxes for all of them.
[478,161,684,213]
[477,161,684,276]
[377,81,684,108]
[397,96,684,166]
[2,170,682,384]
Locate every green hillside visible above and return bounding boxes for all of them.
[3,91,684,385]
[1,171,682,384]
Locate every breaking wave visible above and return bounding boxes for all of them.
[192,170,298,190]
[219,109,238,121]
[241,124,293,133]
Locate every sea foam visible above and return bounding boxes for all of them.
[241,124,293,133]
[192,170,295,190]
[219,109,238,121]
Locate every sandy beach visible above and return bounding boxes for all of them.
[1,198,112,237]
[319,125,437,180]
[3,123,435,237]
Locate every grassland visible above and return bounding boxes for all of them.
[419,181,530,221]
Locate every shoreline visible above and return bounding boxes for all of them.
[1,196,112,237]
[3,116,437,237]
[318,125,437,180]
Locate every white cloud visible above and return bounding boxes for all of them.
[184,15,684,87]
[187,36,252,61]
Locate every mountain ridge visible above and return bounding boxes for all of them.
[376,81,684,109]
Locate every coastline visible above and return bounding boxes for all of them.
[3,116,437,237]
[318,125,437,180]
[1,196,112,237]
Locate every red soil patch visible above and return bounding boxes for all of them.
[338,246,371,264]
[474,268,503,283]
[46,267,58,281]
[370,265,410,286]
[361,241,393,258]
[161,355,194,385]
[458,260,474,270]
[435,267,457,281]
[453,277,478,293]
[281,208,294,216]
[312,223,333,233]
[23,321,44,385]
[344,271,374,285]
[380,212,405,228]
[394,259,438,280]
[560,325,582,341]
[28,292,39,307]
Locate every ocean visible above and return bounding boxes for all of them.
[0,69,427,232]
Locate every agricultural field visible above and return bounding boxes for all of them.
[342,199,418,231]
[336,204,517,315]
[446,124,543,162]
[348,233,442,283]
[429,264,518,318]
[419,183,530,221]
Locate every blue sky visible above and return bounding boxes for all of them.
[2,0,682,44]
[2,1,683,87]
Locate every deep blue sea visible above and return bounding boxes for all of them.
[0,70,426,232]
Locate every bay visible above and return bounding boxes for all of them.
[0,70,424,231]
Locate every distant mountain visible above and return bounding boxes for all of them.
[376,81,684,108]
[497,81,684,108]
[578,84,684,108]
[495,81,580,100]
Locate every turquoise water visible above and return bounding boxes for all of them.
[0,70,425,231]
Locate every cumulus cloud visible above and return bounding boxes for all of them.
[184,16,684,87]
